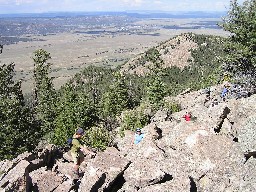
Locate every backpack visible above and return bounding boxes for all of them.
[67,138,73,148]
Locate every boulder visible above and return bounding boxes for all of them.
[122,128,166,189]
[116,123,163,158]
[151,109,170,122]
[123,160,165,189]
[138,177,190,192]
[206,103,230,132]
[11,152,35,164]
[164,121,212,150]
[115,130,134,156]
[240,157,256,191]
[192,135,244,191]
[237,115,256,154]
[158,123,244,191]
[141,123,162,140]
[0,160,13,180]
[220,118,234,138]
[227,95,256,135]
[0,160,30,191]
[54,160,75,179]
[29,167,64,191]
[125,125,166,163]
[79,147,130,192]
[157,120,178,135]
[0,152,35,180]
[225,95,256,154]
[53,179,73,192]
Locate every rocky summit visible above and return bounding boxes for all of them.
[1,86,256,192]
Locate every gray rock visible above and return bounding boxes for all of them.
[237,115,256,154]
[122,130,166,189]
[138,177,190,192]
[151,109,170,122]
[79,147,130,192]
[36,144,58,167]
[54,179,73,192]
[1,88,256,192]
[117,181,140,192]
[123,160,165,188]
[155,119,245,191]
[0,160,13,180]
[240,157,256,191]
[207,103,230,132]
[227,95,256,136]
[220,118,234,138]
[29,167,64,192]
[0,160,29,191]
[115,130,135,156]
[192,135,244,191]
[54,160,74,179]
[0,152,35,180]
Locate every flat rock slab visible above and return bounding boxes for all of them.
[29,167,64,192]
[0,160,29,190]
[79,147,130,192]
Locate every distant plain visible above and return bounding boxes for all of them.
[0,15,229,93]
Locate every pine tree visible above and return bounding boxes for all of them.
[220,0,256,76]
[146,74,167,108]
[53,84,96,146]
[145,50,167,108]
[101,72,131,118]
[32,49,56,137]
[0,63,36,160]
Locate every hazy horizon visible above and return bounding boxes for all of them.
[0,0,246,14]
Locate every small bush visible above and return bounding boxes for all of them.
[163,101,181,113]
[85,126,112,151]
[120,106,150,136]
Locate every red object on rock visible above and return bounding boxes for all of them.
[183,114,191,121]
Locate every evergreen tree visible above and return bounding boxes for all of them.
[146,74,167,108]
[145,52,167,107]
[145,47,163,68]
[0,63,36,160]
[32,49,56,137]
[220,0,256,76]
[101,72,131,118]
[53,84,96,146]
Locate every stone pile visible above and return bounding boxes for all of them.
[1,89,256,192]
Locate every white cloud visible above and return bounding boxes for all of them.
[0,0,46,5]
[0,0,38,5]
[121,0,144,7]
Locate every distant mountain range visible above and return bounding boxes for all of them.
[0,11,226,19]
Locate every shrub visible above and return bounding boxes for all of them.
[163,101,181,113]
[85,125,112,151]
[119,104,150,136]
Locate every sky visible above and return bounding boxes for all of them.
[0,0,246,14]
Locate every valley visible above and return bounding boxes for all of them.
[0,12,229,93]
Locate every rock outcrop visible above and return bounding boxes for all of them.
[120,33,198,76]
[1,89,256,192]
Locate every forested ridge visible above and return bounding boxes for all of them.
[0,0,255,160]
